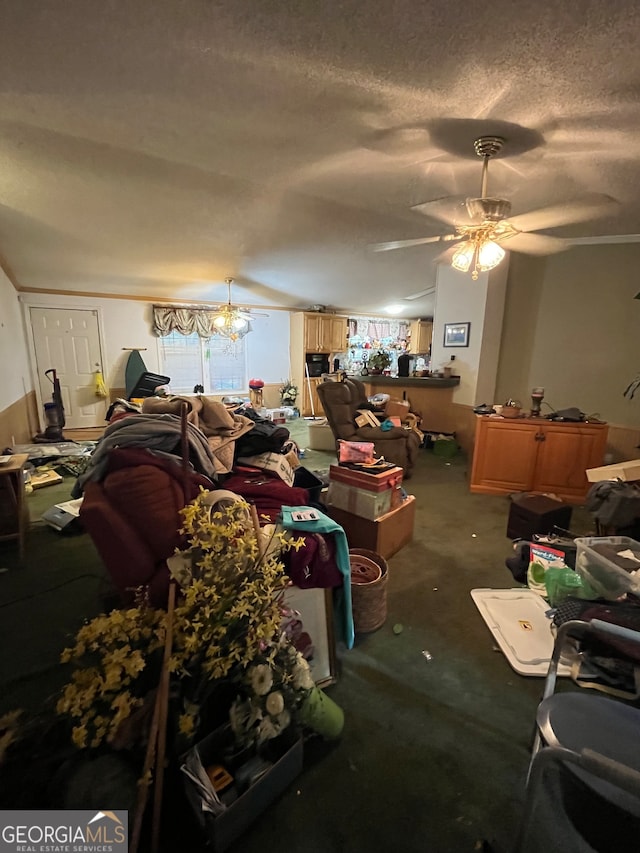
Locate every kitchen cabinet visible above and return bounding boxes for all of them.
[409,320,433,354]
[470,416,608,504]
[302,377,323,418]
[303,313,347,352]
[291,312,348,416]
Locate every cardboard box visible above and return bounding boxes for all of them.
[355,409,381,428]
[329,464,403,493]
[30,469,63,489]
[184,727,303,853]
[265,408,287,424]
[325,495,416,558]
[326,480,393,520]
[586,459,640,483]
[307,420,336,452]
[236,452,294,486]
[385,399,410,419]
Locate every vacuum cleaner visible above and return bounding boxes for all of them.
[34,368,67,442]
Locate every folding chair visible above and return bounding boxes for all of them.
[529,618,640,780]
[514,745,640,852]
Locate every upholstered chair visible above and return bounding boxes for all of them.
[316,378,421,477]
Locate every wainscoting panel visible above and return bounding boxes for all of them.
[451,403,477,457]
[0,391,39,448]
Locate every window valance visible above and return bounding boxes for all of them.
[152,306,215,339]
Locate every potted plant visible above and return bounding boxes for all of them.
[280,380,298,408]
[367,351,391,374]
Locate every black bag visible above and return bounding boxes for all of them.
[234,418,290,457]
[586,480,640,527]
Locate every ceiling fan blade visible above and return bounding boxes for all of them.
[500,232,568,255]
[371,233,457,252]
[507,193,618,233]
[433,242,463,264]
[233,308,269,318]
[411,197,471,227]
[403,286,436,301]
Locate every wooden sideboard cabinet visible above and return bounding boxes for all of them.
[470,416,608,504]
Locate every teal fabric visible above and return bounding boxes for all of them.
[279,506,354,650]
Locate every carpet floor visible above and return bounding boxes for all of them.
[0,418,595,852]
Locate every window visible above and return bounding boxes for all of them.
[159,331,247,394]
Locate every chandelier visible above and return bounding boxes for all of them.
[211,278,252,341]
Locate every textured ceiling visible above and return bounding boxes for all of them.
[1,0,640,318]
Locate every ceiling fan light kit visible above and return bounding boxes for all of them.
[372,134,619,282]
[211,277,254,341]
[452,238,506,279]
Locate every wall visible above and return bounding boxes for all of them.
[19,292,291,401]
[494,253,546,406]
[431,261,508,408]
[0,272,32,410]
[0,272,36,446]
[496,244,640,428]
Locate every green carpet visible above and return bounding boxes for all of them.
[0,424,595,852]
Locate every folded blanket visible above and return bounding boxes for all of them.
[72,413,218,497]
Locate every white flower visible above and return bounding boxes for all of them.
[250,664,273,696]
[258,716,278,741]
[229,697,262,740]
[275,709,291,731]
[229,698,252,737]
[265,691,285,716]
[258,709,291,743]
[293,656,314,690]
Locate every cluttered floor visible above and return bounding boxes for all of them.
[0,416,602,852]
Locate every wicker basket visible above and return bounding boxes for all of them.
[349,548,388,633]
[350,554,382,585]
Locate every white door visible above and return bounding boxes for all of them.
[30,307,107,429]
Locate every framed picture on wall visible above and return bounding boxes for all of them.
[281,585,337,687]
[443,322,470,347]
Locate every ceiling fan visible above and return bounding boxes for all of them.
[212,277,269,341]
[372,135,618,280]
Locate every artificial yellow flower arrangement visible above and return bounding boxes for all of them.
[56,491,307,754]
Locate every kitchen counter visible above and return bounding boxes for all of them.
[347,374,460,388]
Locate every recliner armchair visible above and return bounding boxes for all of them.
[316,377,421,477]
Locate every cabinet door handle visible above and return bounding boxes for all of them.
[534,432,546,441]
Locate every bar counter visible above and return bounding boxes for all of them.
[348,374,460,389]
[350,374,460,433]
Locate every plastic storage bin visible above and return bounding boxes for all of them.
[307,421,336,451]
[183,725,303,852]
[574,536,640,600]
[292,466,324,502]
